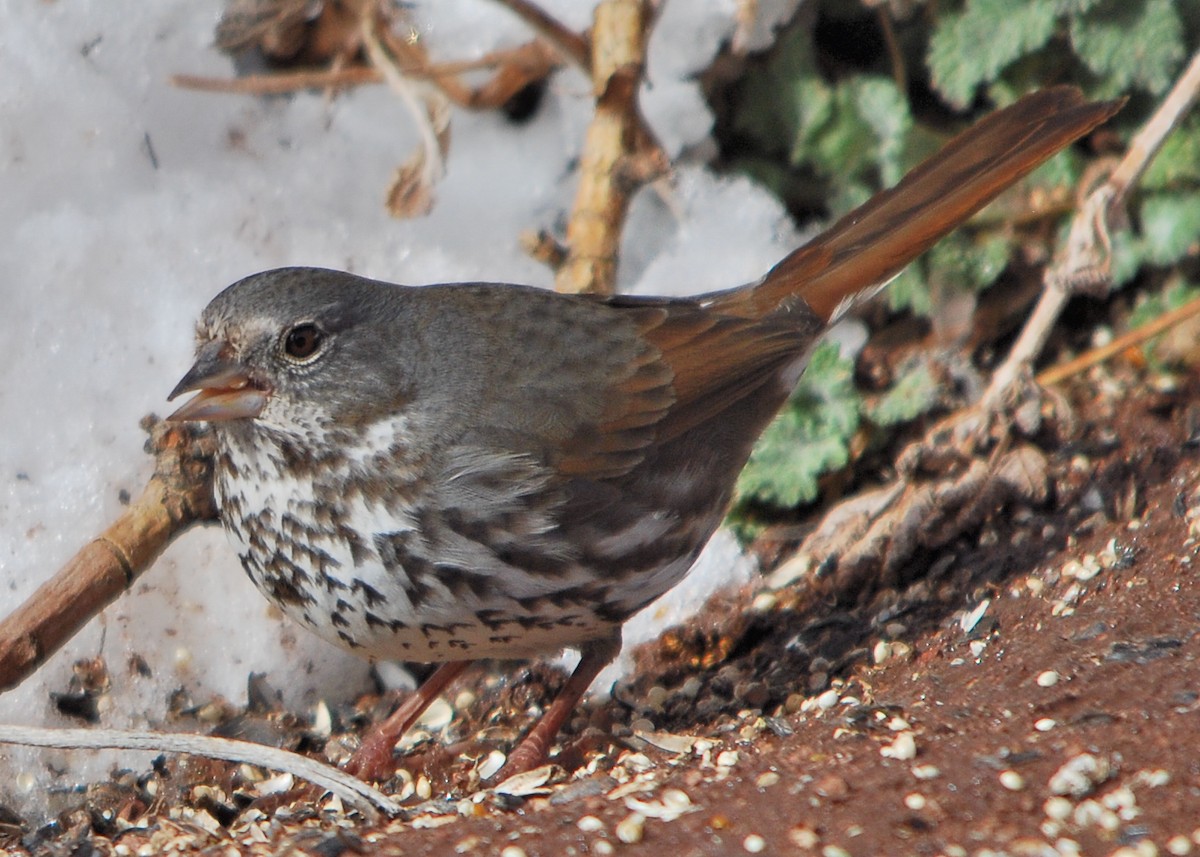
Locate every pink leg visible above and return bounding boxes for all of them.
[345,660,471,781]
[494,635,621,781]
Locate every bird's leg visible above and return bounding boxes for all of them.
[345,660,471,781]
[493,633,621,781]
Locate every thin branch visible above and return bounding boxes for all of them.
[1037,293,1200,387]
[0,419,217,692]
[494,0,591,69]
[554,0,667,295]
[981,51,1200,410]
[0,724,400,820]
[1108,49,1200,200]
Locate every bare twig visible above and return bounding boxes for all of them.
[0,418,217,693]
[1108,49,1200,199]
[0,724,399,820]
[554,0,668,295]
[495,0,591,69]
[1037,293,1200,387]
[981,49,1200,411]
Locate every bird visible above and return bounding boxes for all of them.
[167,87,1121,782]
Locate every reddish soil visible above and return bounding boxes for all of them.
[8,373,1200,856]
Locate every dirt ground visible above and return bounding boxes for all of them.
[7,366,1200,856]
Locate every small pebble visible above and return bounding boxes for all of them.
[1034,718,1057,732]
[999,770,1025,791]
[594,842,614,856]
[577,816,604,833]
[911,765,941,780]
[873,641,892,664]
[1036,670,1060,687]
[645,685,669,710]
[817,689,839,710]
[822,846,851,857]
[969,640,987,658]
[743,834,766,853]
[904,793,926,810]
[499,848,527,857]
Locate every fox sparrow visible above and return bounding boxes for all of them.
[168,88,1120,781]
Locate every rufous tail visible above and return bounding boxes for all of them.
[724,87,1123,323]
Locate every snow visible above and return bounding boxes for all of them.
[0,0,802,814]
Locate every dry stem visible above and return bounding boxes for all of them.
[0,419,217,693]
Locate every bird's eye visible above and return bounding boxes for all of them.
[282,323,325,362]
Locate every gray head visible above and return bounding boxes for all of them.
[168,267,416,433]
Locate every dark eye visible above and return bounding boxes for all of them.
[283,323,325,361]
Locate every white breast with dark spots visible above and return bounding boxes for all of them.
[211,422,650,660]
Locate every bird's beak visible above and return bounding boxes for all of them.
[167,341,269,422]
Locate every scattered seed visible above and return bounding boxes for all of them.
[494,765,555,797]
[817,689,839,710]
[477,750,506,781]
[417,697,454,729]
[999,770,1025,791]
[911,765,941,780]
[873,641,892,664]
[822,846,851,857]
[752,592,777,612]
[594,841,614,856]
[788,826,818,848]
[251,772,294,797]
[455,689,477,710]
[881,732,917,761]
[756,771,780,789]
[1049,753,1110,798]
[959,599,991,635]
[577,815,604,833]
[616,813,645,844]
[887,716,911,731]
[499,847,527,857]
[904,793,926,810]
[309,700,333,738]
[716,750,740,768]
[1036,670,1060,687]
[1168,834,1193,855]
[1135,768,1171,788]
[1044,796,1073,821]
[1034,718,1057,732]
[636,730,698,755]
[416,774,432,800]
[743,834,766,853]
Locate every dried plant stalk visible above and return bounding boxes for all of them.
[0,418,217,692]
